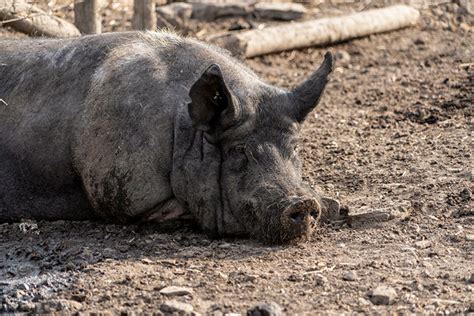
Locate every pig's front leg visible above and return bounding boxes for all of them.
[139,198,189,223]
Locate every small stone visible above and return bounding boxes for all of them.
[218,242,231,249]
[342,271,358,281]
[159,286,194,296]
[415,240,431,249]
[468,273,474,284]
[358,297,370,306]
[460,22,471,32]
[44,299,83,311]
[469,301,474,312]
[287,274,303,282]
[314,274,327,286]
[141,258,153,264]
[334,50,351,65]
[465,234,474,241]
[18,301,36,312]
[160,300,194,314]
[369,285,397,305]
[102,248,116,258]
[244,274,258,283]
[216,272,228,280]
[247,302,283,316]
[17,283,30,291]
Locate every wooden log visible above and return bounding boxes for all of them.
[156,2,193,29]
[254,2,306,21]
[0,0,80,37]
[74,0,101,34]
[190,2,250,21]
[209,5,420,58]
[132,0,157,30]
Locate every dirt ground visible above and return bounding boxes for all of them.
[1,1,473,315]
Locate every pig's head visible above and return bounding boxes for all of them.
[181,52,340,244]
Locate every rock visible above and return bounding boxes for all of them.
[17,283,30,291]
[334,50,351,65]
[247,302,283,316]
[160,300,194,314]
[102,247,116,258]
[469,301,474,312]
[314,274,327,286]
[468,273,474,284]
[41,299,83,311]
[342,271,358,281]
[369,285,397,305]
[465,234,474,241]
[459,0,473,14]
[218,242,231,249]
[18,301,36,312]
[415,240,431,249]
[287,274,303,282]
[141,257,154,264]
[159,286,194,296]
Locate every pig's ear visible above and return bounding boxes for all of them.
[289,52,333,123]
[188,63,237,132]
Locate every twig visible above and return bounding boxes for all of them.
[0,99,8,107]
[0,12,43,25]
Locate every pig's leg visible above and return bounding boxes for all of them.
[139,198,188,222]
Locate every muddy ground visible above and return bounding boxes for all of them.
[1,1,473,315]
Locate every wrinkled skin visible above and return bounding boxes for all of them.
[0,31,340,244]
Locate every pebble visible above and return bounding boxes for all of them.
[18,301,36,312]
[465,234,474,241]
[342,271,358,281]
[468,273,474,284]
[314,274,327,286]
[159,286,194,296]
[415,240,431,249]
[41,299,83,311]
[287,274,303,282]
[247,302,283,316]
[17,283,29,291]
[160,300,194,314]
[141,258,154,264]
[369,285,397,305]
[334,50,351,65]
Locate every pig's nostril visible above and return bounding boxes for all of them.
[289,211,305,224]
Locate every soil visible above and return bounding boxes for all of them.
[1,1,473,315]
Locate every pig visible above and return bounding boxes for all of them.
[0,31,341,243]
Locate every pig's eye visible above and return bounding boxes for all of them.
[229,145,247,157]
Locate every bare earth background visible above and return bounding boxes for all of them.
[0,1,473,314]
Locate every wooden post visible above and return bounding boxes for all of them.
[74,0,101,34]
[132,0,158,31]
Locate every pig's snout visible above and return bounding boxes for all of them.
[284,198,321,226]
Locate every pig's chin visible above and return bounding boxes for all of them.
[216,207,247,237]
